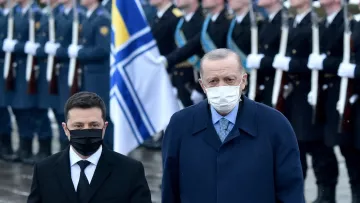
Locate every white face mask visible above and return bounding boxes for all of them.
[206,83,242,114]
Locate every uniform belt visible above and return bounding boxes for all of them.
[175,61,192,69]
[324,73,336,78]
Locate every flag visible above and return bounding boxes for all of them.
[110,0,180,155]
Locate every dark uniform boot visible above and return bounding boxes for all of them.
[33,139,52,163]
[312,185,336,203]
[352,185,360,203]
[0,134,15,161]
[18,138,35,165]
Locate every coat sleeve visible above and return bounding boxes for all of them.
[161,113,181,203]
[259,56,275,74]
[355,66,360,79]
[129,162,152,203]
[273,113,305,203]
[166,33,202,68]
[77,16,110,62]
[288,58,311,74]
[27,163,42,203]
[322,56,342,74]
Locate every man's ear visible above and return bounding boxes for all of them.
[62,122,71,140]
[102,121,109,138]
[199,79,207,94]
[241,73,248,90]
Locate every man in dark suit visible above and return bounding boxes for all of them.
[162,49,304,203]
[27,91,152,203]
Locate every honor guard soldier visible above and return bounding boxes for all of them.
[2,0,42,164]
[158,0,231,72]
[272,0,341,201]
[172,0,205,107]
[246,0,284,107]
[335,11,360,203]
[0,0,15,161]
[306,0,359,201]
[66,0,114,149]
[22,0,63,162]
[44,0,85,150]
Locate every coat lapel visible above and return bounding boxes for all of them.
[191,96,258,149]
[191,100,222,151]
[54,147,78,203]
[85,147,112,203]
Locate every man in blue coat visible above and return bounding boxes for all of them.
[162,48,304,203]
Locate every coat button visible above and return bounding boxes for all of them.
[292,49,296,54]
[174,71,178,75]
[327,51,331,55]
[180,72,184,76]
[264,44,268,49]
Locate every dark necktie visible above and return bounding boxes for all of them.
[77,160,91,203]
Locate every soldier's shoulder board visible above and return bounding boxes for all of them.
[172,8,183,17]
[97,8,110,20]
[354,14,360,22]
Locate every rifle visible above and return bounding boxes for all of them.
[25,0,37,94]
[337,0,354,133]
[248,0,258,101]
[310,0,322,124]
[67,0,80,96]
[46,0,58,94]
[3,0,15,91]
[271,2,289,111]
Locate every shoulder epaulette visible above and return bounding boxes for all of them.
[172,8,183,17]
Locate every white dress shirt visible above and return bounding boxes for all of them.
[211,12,220,22]
[86,8,96,18]
[268,9,280,22]
[326,9,340,25]
[184,12,194,22]
[69,145,102,191]
[236,12,247,23]
[21,4,31,15]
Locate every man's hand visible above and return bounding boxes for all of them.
[246,54,264,69]
[24,41,40,56]
[272,54,291,71]
[2,38,17,52]
[45,41,60,56]
[337,62,356,78]
[68,44,82,58]
[307,53,326,70]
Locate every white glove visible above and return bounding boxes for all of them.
[307,91,316,106]
[190,90,204,104]
[68,44,82,58]
[272,54,291,71]
[24,41,40,55]
[2,38,18,52]
[45,41,60,56]
[246,54,264,69]
[172,87,178,96]
[307,53,326,70]
[337,62,356,78]
[156,55,168,67]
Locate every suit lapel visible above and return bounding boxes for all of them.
[54,148,78,203]
[85,147,112,202]
[192,101,222,151]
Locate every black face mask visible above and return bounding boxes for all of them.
[69,129,103,157]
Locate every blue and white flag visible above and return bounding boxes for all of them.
[110,0,180,155]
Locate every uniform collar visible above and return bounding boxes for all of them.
[184,12,194,22]
[156,2,172,18]
[69,145,102,167]
[211,12,220,22]
[268,8,281,22]
[326,9,340,25]
[236,12,248,23]
[64,6,71,15]
[295,9,310,24]
[21,3,31,14]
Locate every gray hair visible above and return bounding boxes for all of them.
[199,48,245,77]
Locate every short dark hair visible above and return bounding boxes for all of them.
[64,91,106,121]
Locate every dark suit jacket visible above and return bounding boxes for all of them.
[27,146,152,203]
[162,96,304,203]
